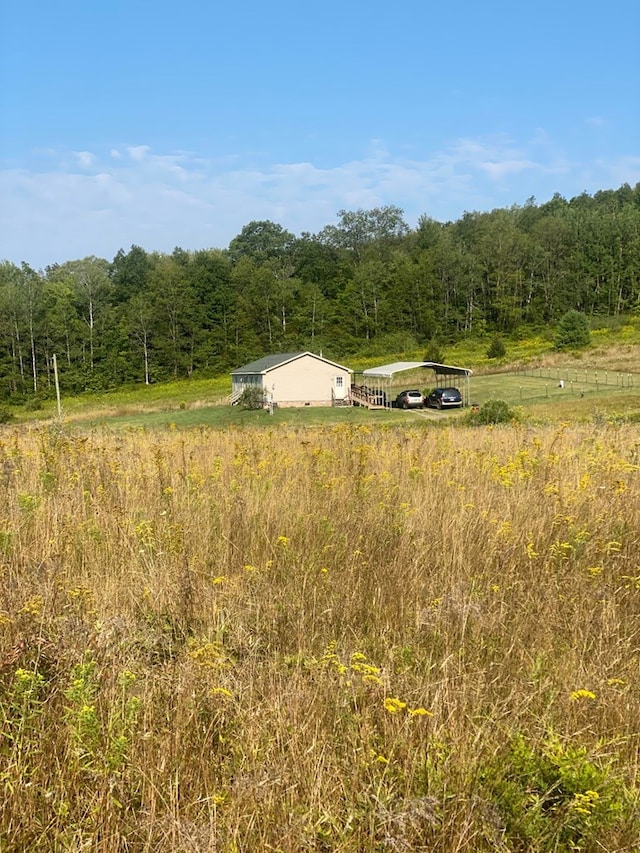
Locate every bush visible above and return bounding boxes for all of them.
[465,399,516,425]
[555,310,591,350]
[480,732,633,851]
[423,339,445,364]
[0,405,14,424]
[23,397,44,412]
[238,386,266,410]
[486,334,506,359]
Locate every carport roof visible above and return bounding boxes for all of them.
[362,361,472,379]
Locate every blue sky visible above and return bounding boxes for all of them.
[1,0,638,269]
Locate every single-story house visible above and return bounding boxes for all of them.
[231,352,353,407]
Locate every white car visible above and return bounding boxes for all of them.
[395,389,425,409]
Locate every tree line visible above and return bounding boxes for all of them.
[1,183,639,398]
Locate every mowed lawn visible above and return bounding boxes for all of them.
[11,354,640,431]
[64,369,640,430]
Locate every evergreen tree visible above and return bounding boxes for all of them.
[554,310,591,350]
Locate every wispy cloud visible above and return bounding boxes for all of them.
[72,151,95,168]
[1,135,638,268]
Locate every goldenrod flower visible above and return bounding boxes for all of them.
[570,689,596,701]
[211,687,233,699]
[384,697,407,714]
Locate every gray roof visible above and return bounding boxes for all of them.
[232,351,351,376]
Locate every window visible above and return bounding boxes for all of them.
[335,376,343,387]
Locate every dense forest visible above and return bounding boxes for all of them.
[1,184,639,398]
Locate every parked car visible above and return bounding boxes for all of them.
[425,387,463,409]
[395,389,425,409]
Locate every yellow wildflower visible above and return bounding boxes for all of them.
[384,697,407,714]
[570,689,596,701]
[211,687,233,699]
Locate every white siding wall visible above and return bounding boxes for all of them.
[268,356,351,406]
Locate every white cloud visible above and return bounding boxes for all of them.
[593,155,640,187]
[127,145,150,162]
[1,135,638,269]
[73,151,95,168]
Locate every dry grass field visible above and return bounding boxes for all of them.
[1,418,640,851]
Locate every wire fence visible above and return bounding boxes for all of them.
[520,366,636,386]
[514,366,638,401]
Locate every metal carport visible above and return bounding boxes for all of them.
[359,361,472,408]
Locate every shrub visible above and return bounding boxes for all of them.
[479,732,633,851]
[554,310,591,350]
[238,386,266,410]
[465,398,516,425]
[423,339,445,364]
[23,397,44,412]
[0,404,14,424]
[486,334,506,360]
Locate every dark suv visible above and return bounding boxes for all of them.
[425,387,463,409]
[395,389,425,409]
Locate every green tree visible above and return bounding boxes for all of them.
[554,309,591,350]
[486,334,506,359]
[122,292,156,384]
[228,221,295,263]
[110,245,150,304]
[147,255,199,379]
[319,206,409,263]
[0,261,29,395]
[48,257,112,381]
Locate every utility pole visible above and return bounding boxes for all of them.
[53,354,62,421]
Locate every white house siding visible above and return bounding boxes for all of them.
[268,356,350,406]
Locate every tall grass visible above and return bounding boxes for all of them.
[1,421,639,851]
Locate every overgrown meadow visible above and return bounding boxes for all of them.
[1,420,640,851]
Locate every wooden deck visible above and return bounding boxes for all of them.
[349,385,388,409]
